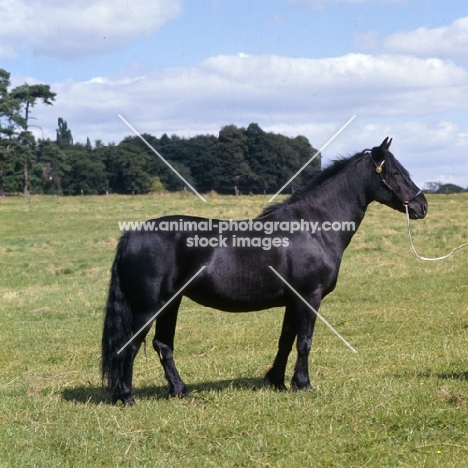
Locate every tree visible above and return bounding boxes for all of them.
[0,168,4,196]
[215,125,256,194]
[36,140,69,194]
[244,123,320,194]
[0,139,41,193]
[10,84,56,132]
[436,183,465,194]
[0,69,18,139]
[180,134,219,191]
[424,182,466,194]
[0,71,321,197]
[2,81,57,195]
[423,181,441,193]
[99,142,153,194]
[62,144,107,195]
[245,123,278,192]
[0,142,23,192]
[56,118,73,149]
[121,133,195,191]
[287,134,320,187]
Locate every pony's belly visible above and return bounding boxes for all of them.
[186,291,285,312]
[185,274,285,312]
[181,241,287,311]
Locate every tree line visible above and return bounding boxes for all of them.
[423,182,467,195]
[0,68,321,196]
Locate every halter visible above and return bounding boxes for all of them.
[365,150,422,206]
[364,150,467,262]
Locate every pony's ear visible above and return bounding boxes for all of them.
[380,137,392,150]
[372,137,392,162]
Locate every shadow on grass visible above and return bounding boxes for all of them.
[62,377,264,405]
[393,370,468,381]
[437,372,468,381]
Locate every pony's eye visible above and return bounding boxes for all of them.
[393,171,400,177]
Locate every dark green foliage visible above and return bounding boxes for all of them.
[436,183,465,194]
[56,118,73,149]
[1,121,320,195]
[215,123,320,194]
[119,123,320,195]
[61,144,107,195]
[0,70,19,138]
[10,83,56,132]
[185,135,220,190]
[0,67,320,196]
[36,140,70,194]
[424,182,466,194]
[0,69,58,194]
[212,124,253,193]
[244,124,320,194]
[0,141,27,192]
[123,133,196,191]
[98,142,152,194]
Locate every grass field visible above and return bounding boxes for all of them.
[0,192,467,467]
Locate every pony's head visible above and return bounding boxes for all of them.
[368,137,427,219]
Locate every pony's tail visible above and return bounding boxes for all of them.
[101,234,132,402]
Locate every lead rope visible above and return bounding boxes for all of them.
[404,204,468,261]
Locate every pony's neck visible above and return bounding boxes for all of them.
[303,156,369,219]
[295,156,371,250]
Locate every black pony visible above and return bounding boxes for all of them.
[102,138,427,404]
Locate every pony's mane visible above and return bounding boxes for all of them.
[259,151,367,217]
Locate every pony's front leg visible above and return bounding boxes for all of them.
[263,304,297,390]
[291,295,319,391]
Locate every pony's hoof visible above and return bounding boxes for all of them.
[291,380,314,392]
[110,392,135,406]
[122,395,136,406]
[168,385,190,398]
[263,376,287,391]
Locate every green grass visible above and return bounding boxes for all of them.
[0,192,467,467]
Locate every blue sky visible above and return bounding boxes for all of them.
[2,0,468,187]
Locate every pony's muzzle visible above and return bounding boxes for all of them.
[406,192,428,219]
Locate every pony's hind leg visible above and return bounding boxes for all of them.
[152,297,188,398]
[263,304,297,390]
[117,313,154,405]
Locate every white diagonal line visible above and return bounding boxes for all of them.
[117,266,207,355]
[118,114,207,203]
[269,115,357,202]
[268,266,357,353]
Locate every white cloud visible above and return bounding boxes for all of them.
[24,52,468,186]
[184,53,467,121]
[359,16,468,58]
[35,53,467,134]
[0,0,182,59]
[28,52,468,130]
[267,119,468,188]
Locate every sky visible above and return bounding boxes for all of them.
[1,0,468,188]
